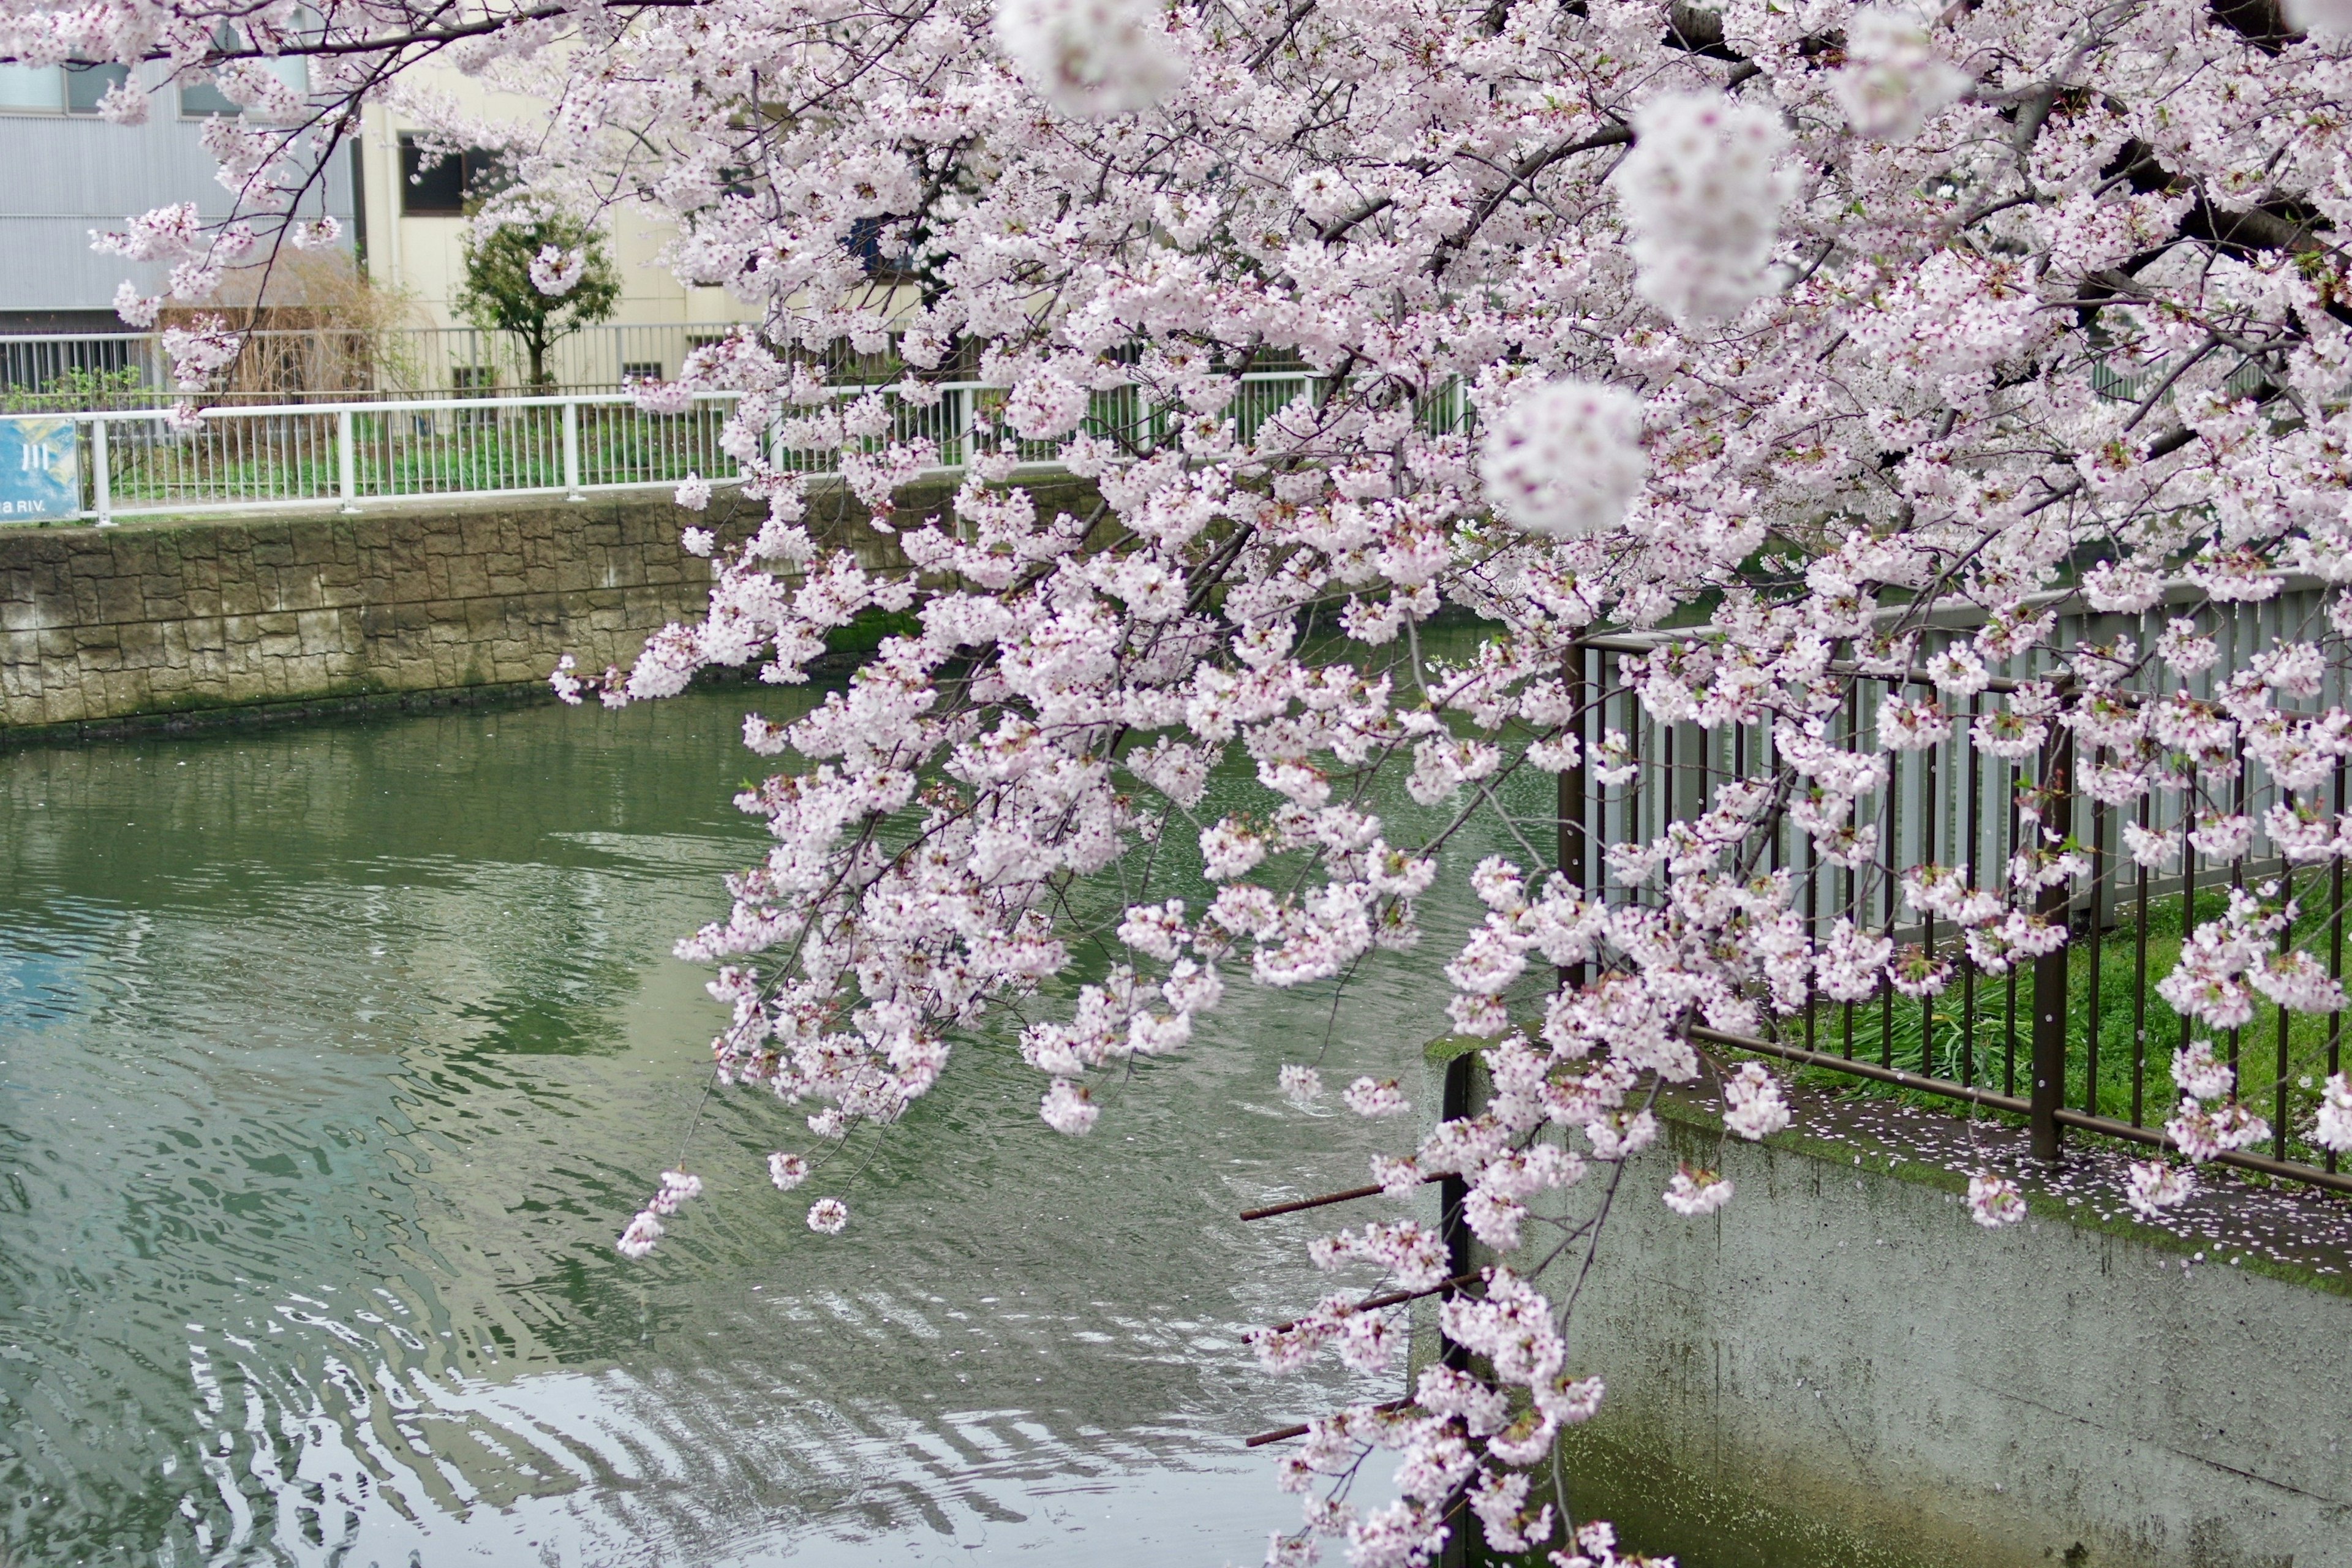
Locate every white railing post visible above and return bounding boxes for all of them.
[91,415,113,526]
[336,407,359,513]
[563,398,584,499]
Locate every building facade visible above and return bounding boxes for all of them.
[0,63,763,394]
[0,59,347,336]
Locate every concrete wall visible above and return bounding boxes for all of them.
[1520,1099,2351,1568]
[0,478,1099,741]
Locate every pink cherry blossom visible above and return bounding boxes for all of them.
[1966,1172,2026,1229]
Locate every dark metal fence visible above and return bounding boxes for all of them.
[1558,582,2352,1195]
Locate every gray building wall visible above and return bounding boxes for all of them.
[0,69,354,327]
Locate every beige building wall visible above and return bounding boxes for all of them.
[350,77,759,386]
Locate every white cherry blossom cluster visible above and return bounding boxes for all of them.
[1611,90,1793,325]
[1966,1171,2025,1229]
[992,0,1188,118]
[159,315,241,391]
[1477,379,1648,541]
[617,1169,703,1259]
[2157,886,2346,1033]
[529,244,588,296]
[1833,6,1971,141]
[2164,1039,2272,1164]
[2315,1076,2352,1154]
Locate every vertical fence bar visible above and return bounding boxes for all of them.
[1880,680,1899,1070]
[336,407,358,513]
[1662,720,1676,918]
[1962,695,1980,1087]
[565,398,584,499]
[2333,756,2348,1174]
[2086,795,2105,1117]
[2277,886,2293,1163]
[1844,682,1859,1060]
[2228,756,2248,1084]
[1560,644,1589,994]
[2006,760,2021,1097]
[2030,720,2075,1161]
[2179,832,2199,1084]
[1804,767,1820,1055]
[2133,789,2150,1126]
[91,415,113,526]
[1922,723,1938,1076]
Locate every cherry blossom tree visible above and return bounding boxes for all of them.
[27,0,2352,1556]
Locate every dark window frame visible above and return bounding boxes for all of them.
[848,216,919,282]
[399,135,509,216]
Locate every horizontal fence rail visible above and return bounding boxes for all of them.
[0,327,1333,407]
[1558,588,2352,1195]
[0,372,1349,524]
[0,325,886,407]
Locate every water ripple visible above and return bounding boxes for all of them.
[1,684,1499,1564]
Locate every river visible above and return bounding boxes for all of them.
[0,675,1528,1565]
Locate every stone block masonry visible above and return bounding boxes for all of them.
[0,477,1101,742]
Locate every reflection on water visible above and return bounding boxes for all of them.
[0,684,1513,1564]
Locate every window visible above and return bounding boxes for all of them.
[66,61,128,113]
[176,75,239,117]
[399,135,507,216]
[178,24,307,118]
[620,361,663,383]
[0,64,59,113]
[0,61,130,115]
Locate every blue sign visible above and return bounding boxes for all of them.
[0,416,80,522]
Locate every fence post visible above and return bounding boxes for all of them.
[336,408,359,514]
[1436,1044,1479,1568]
[91,416,113,526]
[2030,717,2076,1161]
[563,399,584,500]
[1560,643,1589,992]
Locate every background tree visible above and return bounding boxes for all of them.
[452,211,619,390]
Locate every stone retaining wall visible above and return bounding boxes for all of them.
[0,478,1096,741]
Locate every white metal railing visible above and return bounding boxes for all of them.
[1,372,1373,525]
[0,325,1009,405]
[0,325,792,404]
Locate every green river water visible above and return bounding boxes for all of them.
[0,682,1526,1566]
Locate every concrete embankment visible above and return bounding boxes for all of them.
[0,477,1099,743]
[1428,1044,2351,1568]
